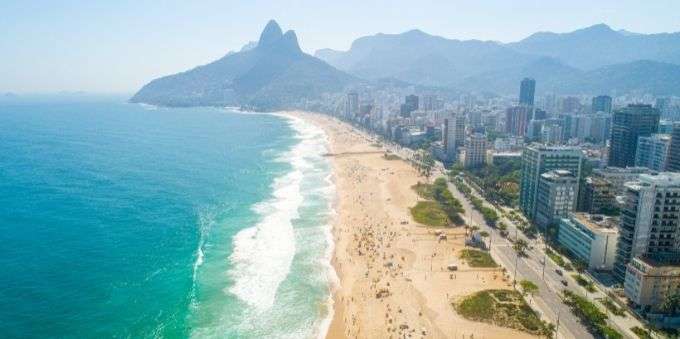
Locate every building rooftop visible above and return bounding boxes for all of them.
[642,134,672,142]
[491,151,522,157]
[594,166,655,175]
[571,213,618,234]
[638,252,680,268]
[541,170,576,180]
[527,143,582,152]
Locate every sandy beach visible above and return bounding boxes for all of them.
[287,111,538,339]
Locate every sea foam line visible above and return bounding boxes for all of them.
[227,113,330,313]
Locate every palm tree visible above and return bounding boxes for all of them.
[512,239,529,288]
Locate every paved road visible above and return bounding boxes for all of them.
[446,178,593,339]
[449,176,647,339]
[368,134,640,338]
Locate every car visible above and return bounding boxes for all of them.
[561,280,568,286]
[555,269,563,276]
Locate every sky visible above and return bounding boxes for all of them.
[2,0,680,94]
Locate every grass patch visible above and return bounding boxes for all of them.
[412,182,434,199]
[572,274,597,293]
[460,249,498,268]
[410,178,465,226]
[631,326,652,339]
[598,298,626,317]
[455,290,553,336]
[563,290,622,339]
[546,248,572,271]
[384,153,400,161]
[410,201,449,226]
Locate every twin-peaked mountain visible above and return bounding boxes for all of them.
[131,21,356,109]
[131,21,680,109]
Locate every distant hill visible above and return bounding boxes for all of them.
[508,24,680,70]
[454,59,680,96]
[315,24,680,95]
[131,20,356,109]
[315,29,533,84]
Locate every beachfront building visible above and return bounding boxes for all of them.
[557,213,619,270]
[624,253,680,313]
[520,145,583,220]
[613,173,680,281]
[535,170,578,229]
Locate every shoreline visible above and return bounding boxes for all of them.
[277,112,340,339]
[288,111,540,339]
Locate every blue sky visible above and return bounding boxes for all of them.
[2,0,679,93]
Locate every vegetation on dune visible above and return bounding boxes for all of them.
[410,201,449,226]
[410,178,465,226]
[384,153,401,161]
[460,249,498,268]
[412,182,434,199]
[455,289,554,336]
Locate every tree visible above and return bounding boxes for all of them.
[520,279,539,296]
[543,323,557,339]
[573,260,587,274]
[421,152,435,180]
[498,222,507,231]
[513,239,529,257]
[661,293,680,315]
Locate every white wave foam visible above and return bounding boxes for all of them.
[316,162,339,339]
[227,114,328,312]
[137,103,158,110]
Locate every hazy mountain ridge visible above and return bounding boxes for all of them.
[509,23,680,69]
[131,20,356,109]
[315,24,680,95]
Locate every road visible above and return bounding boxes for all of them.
[446,178,593,339]
[449,175,644,339]
[367,133,641,338]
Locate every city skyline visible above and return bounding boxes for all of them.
[3,1,680,93]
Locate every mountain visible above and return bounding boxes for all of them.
[131,20,356,109]
[560,60,680,95]
[454,59,680,95]
[314,24,680,95]
[315,29,535,85]
[509,24,680,70]
[451,57,582,94]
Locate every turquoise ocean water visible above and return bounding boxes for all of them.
[0,100,336,338]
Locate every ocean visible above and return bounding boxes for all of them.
[0,100,336,338]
